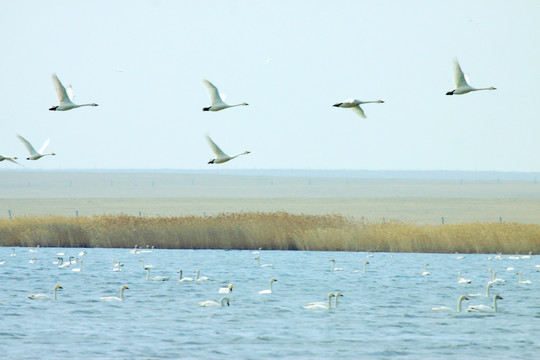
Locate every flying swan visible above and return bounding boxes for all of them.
[28,285,63,300]
[49,73,98,111]
[206,135,250,164]
[333,99,384,118]
[16,134,56,160]
[201,78,248,111]
[259,278,277,294]
[0,154,22,166]
[431,295,469,312]
[100,285,129,301]
[446,59,496,95]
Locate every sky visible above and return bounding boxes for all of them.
[0,1,539,172]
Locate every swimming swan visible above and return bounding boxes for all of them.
[259,278,277,294]
[139,258,153,269]
[218,284,233,294]
[431,295,469,312]
[16,134,56,160]
[517,271,531,284]
[100,285,129,301]
[446,59,496,95]
[206,135,250,164]
[309,292,344,308]
[0,154,22,166]
[28,285,63,300]
[71,260,83,272]
[178,270,194,282]
[199,297,230,307]
[304,292,335,310]
[467,295,503,313]
[329,259,343,271]
[422,264,430,276]
[469,282,492,298]
[333,99,384,118]
[145,267,169,281]
[458,272,471,284]
[49,73,98,111]
[201,78,248,112]
[194,270,210,281]
[255,256,274,268]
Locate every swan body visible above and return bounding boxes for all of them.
[29,258,36,264]
[446,59,496,95]
[218,284,233,294]
[28,285,62,300]
[458,272,471,284]
[79,250,87,257]
[304,292,335,310]
[100,285,128,301]
[255,257,274,268]
[330,259,343,271]
[520,252,532,259]
[16,134,56,160]
[178,270,194,281]
[0,155,22,166]
[206,135,250,164]
[517,271,531,284]
[259,278,277,294]
[431,295,469,312]
[201,78,248,111]
[139,258,153,269]
[49,73,98,111]
[467,295,503,313]
[490,271,505,283]
[199,297,230,307]
[422,264,430,276]
[29,245,40,253]
[468,282,493,298]
[194,270,210,281]
[71,260,83,272]
[333,99,384,118]
[145,267,169,281]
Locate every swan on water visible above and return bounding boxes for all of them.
[71,260,83,272]
[199,297,230,307]
[446,59,496,95]
[178,270,194,281]
[0,155,21,166]
[469,282,493,298]
[29,258,36,264]
[333,99,384,118]
[206,135,250,164]
[329,259,343,271]
[517,271,531,284]
[490,271,505,284]
[49,73,98,111]
[201,78,248,112]
[304,292,335,310]
[351,261,369,273]
[458,272,471,284]
[100,285,129,301]
[218,284,233,294]
[79,250,87,257]
[139,258,153,268]
[130,245,141,254]
[28,285,63,300]
[29,245,40,253]
[16,134,56,160]
[145,267,169,281]
[194,270,210,281]
[467,295,503,313]
[520,252,532,259]
[431,295,469,312]
[422,264,430,276]
[255,256,274,268]
[309,292,344,308]
[259,278,277,294]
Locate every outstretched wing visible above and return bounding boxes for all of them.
[52,73,73,104]
[205,135,228,158]
[66,85,74,101]
[351,105,367,118]
[453,60,469,88]
[16,134,38,155]
[201,79,225,105]
[39,138,50,154]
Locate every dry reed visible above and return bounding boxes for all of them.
[0,212,538,254]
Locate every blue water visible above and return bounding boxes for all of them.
[1,247,539,359]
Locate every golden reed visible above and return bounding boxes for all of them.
[0,212,538,254]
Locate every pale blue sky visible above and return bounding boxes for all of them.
[1,1,539,171]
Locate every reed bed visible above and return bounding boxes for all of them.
[0,212,538,254]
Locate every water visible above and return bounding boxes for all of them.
[1,247,539,359]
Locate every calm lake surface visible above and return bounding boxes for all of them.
[1,247,539,359]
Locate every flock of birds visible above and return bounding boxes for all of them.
[0,59,496,167]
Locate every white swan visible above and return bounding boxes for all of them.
[0,155,22,166]
[71,260,83,272]
[139,258,153,268]
[458,272,471,284]
[520,252,532,259]
[333,99,384,118]
[469,282,493,298]
[100,285,128,301]
[431,295,469,312]
[79,250,87,257]
[329,259,343,271]
[218,284,233,294]
[206,135,250,164]
[259,278,277,294]
[446,59,496,95]
[351,260,369,273]
[304,292,335,310]
[422,263,430,276]
[194,270,210,281]
[201,78,248,111]
[517,271,531,284]
[59,256,75,268]
[29,258,36,264]
[16,134,56,161]
[28,285,62,300]
[467,295,503,313]
[255,256,274,268]
[49,73,98,111]
[178,270,194,282]
[29,245,40,253]
[145,267,169,281]
[130,245,140,254]
[199,297,230,307]
[490,271,505,283]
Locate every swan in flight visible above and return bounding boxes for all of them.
[0,154,22,166]
[259,278,277,294]
[28,285,63,300]
[100,285,129,301]
[49,73,98,111]
[329,259,343,271]
[16,134,56,160]
[194,270,210,281]
[446,59,496,95]
[458,272,471,284]
[178,270,194,282]
[199,297,230,307]
[218,284,233,294]
[145,267,169,281]
[467,295,503,313]
[422,263,430,276]
[517,271,531,284]
[255,256,274,268]
[304,292,335,310]
[333,99,384,118]
[431,295,469,312]
[206,135,250,164]
[201,78,248,111]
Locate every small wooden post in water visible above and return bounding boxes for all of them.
[441,216,445,225]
